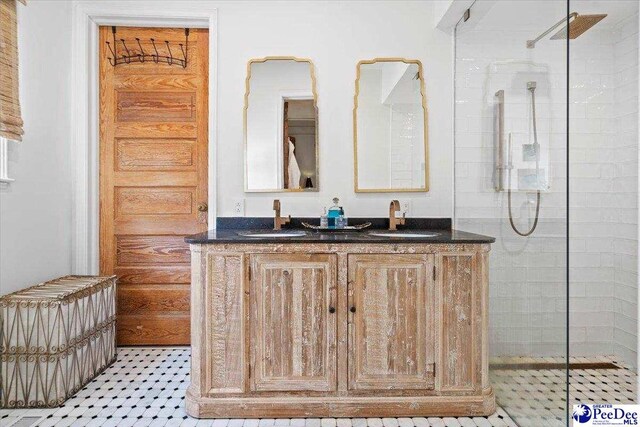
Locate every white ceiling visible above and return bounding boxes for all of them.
[468,0,638,31]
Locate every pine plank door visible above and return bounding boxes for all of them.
[99,26,209,345]
[250,254,338,392]
[347,254,435,391]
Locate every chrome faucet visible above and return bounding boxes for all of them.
[273,199,291,230]
[388,200,406,231]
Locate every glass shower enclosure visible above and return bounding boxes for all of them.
[453,1,639,425]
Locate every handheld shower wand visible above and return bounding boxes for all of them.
[507,82,541,237]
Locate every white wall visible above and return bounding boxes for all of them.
[214,1,452,217]
[0,1,73,295]
[0,1,451,296]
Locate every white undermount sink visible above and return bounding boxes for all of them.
[237,231,307,238]
[367,232,440,238]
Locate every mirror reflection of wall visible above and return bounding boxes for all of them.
[354,59,428,192]
[245,58,318,192]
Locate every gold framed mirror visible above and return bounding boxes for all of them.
[353,58,429,193]
[244,57,319,192]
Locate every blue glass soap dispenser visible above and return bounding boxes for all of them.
[327,197,344,228]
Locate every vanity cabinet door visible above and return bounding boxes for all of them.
[347,254,435,391]
[250,253,337,392]
[437,252,481,393]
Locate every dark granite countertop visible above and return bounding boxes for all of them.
[185,228,494,244]
[185,217,494,244]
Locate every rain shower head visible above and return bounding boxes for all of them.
[550,14,607,40]
[527,12,607,48]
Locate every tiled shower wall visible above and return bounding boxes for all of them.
[455,4,638,367]
[567,22,618,359]
[455,20,570,359]
[612,12,639,366]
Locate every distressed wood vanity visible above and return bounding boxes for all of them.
[185,228,495,418]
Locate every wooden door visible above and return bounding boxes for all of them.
[347,254,435,391]
[99,27,209,345]
[437,252,479,393]
[250,254,338,392]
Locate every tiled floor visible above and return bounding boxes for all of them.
[1,347,516,427]
[491,356,638,427]
[1,349,635,427]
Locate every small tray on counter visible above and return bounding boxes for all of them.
[301,221,372,232]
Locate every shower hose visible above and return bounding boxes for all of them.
[508,85,541,237]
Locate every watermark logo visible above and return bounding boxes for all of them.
[572,404,639,426]
[574,404,593,423]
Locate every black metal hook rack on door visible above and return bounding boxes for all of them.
[105,26,189,68]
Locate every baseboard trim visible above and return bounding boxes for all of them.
[185,387,496,418]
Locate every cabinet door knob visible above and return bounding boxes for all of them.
[198,202,208,212]
[329,307,336,314]
[350,306,356,313]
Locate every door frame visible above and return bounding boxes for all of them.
[275,90,314,189]
[71,1,218,274]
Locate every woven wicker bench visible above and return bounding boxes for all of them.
[0,275,117,408]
